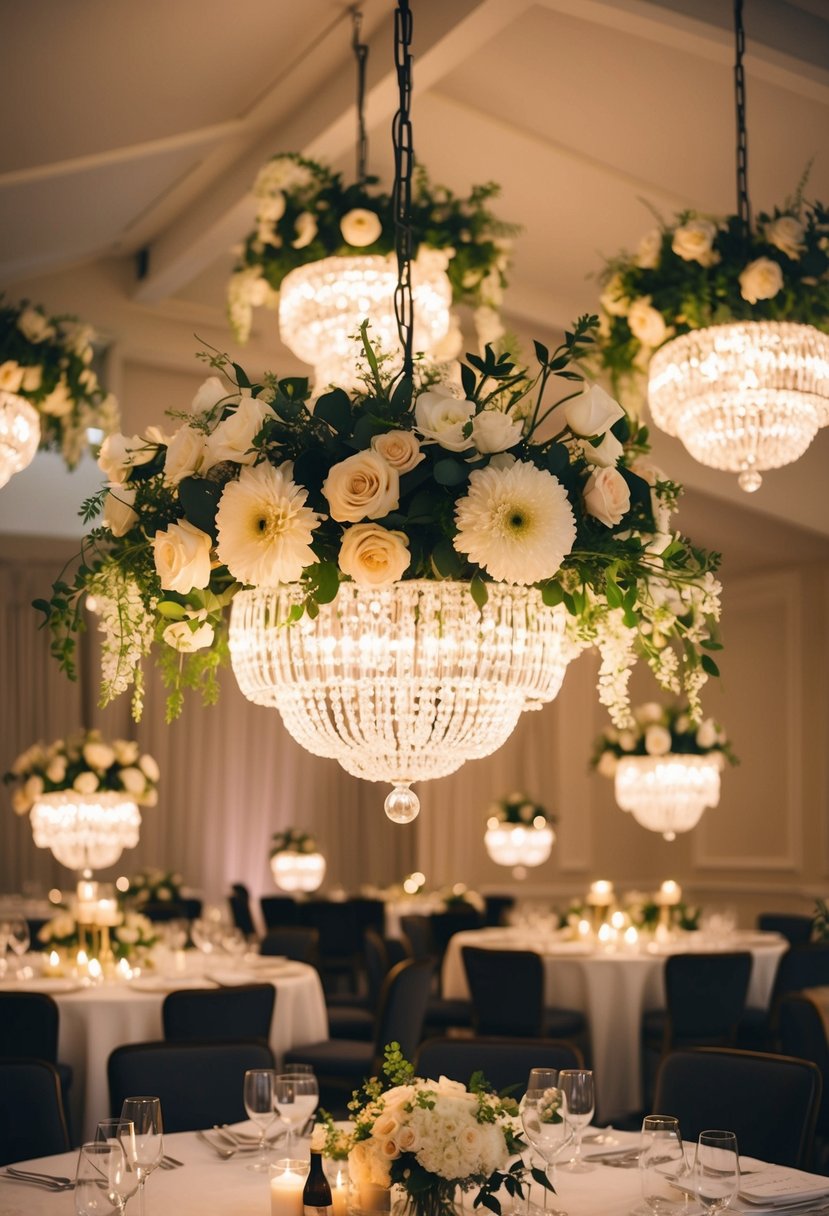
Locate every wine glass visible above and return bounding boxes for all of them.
[520,1087,574,1216]
[691,1130,740,1215]
[527,1069,559,1094]
[7,917,30,972]
[639,1115,688,1216]
[94,1120,139,1210]
[120,1096,163,1216]
[274,1072,319,1154]
[244,1068,277,1172]
[558,1070,595,1173]
[75,1142,130,1215]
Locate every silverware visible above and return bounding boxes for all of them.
[196,1130,240,1159]
[217,1124,284,1146]
[1,1171,73,1191]
[162,1154,184,1168]
[6,1165,74,1186]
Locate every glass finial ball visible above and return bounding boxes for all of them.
[384,784,420,824]
[738,468,763,492]
[663,831,677,842]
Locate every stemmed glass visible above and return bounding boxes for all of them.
[558,1070,595,1173]
[520,1086,574,1216]
[75,1142,131,1215]
[639,1115,689,1216]
[120,1097,163,1216]
[7,918,30,973]
[0,921,10,978]
[691,1130,740,1215]
[244,1068,277,1172]
[94,1120,139,1211]
[274,1072,319,1154]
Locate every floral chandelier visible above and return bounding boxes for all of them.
[270,828,326,893]
[483,793,555,870]
[594,0,829,492]
[593,703,735,840]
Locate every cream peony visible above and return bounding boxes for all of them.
[98,432,156,483]
[215,461,320,585]
[119,766,146,795]
[599,272,630,317]
[739,257,784,304]
[17,306,54,343]
[696,718,718,749]
[671,218,719,265]
[597,751,617,778]
[583,466,630,527]
[0,361,25,393]
[103,485,138,537]
[46,757,67,784]
[339,523,410,586]
[644,724,672,755]
[370,430,424,473]
[470,409,523,453]
[765,215,806,260]
[635,227,662,270]
[454,462,576,584]
[565,384,625,438]
[292,211,318,249]
[41,380,73,417]
[73,771,99,795]
[113,740,140,766]
[204,394,274,468]
[162,620,216,653]
[322,450,399,522]
[627,297,667,347]
[153,519,213,594]
[415,386,475,451]
[139,754,161,782]
[165,425,209,484]
[190,376,228,415]
[340,208,383,246]
[21,365,43,392]
[83,741,116,770]
[583,431,623,468]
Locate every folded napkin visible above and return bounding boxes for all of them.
[738,1165,829,1208]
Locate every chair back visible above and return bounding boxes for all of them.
[773,944,829,1002]
[663,951,752,1045]
[778,991,829,1138]
[108,1039,275,1131]
[399,915,434,961]
[162,983,275,1042]
[374,959,434,1064]
[364,929,391,1010]
[141,898,202,922]
[260,927,319,962]
[758,913,814,946]
[296,900,362,961]
[351,898,386,938]
[260,896,298,928]
[415,1036,582,1099]
[654,1047,821,1169]
[0,991,59,1062]
[229,885,256,936]
[484,895,515,928]
[0,1058,70,1165]
[462,946,545,1037]
[430,910,484,957]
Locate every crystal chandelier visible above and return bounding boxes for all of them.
[614,754,721,841]
[484,820,555,868]
[30,791,141,872]
[229,581,581,823]
[270,850,327,894]
[647,0,829,492]
[0,390,40,489]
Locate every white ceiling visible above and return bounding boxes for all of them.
[1,0,828,539]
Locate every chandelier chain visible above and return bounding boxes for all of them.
[392,0,414,379]
[351,7,369,185]
[733,0,751,235]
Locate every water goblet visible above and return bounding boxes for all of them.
[639,1115,689,1216]
[558,1070,595,1173]
[75,1141,130,1215]
[520,1087,574,1216]
[95,1120,140,1209]
[120,1096,163,1216]
[7,917,30,972]
[691,1130,740,1215]
[274,1071,319,1154]
[244,1068,277,1171]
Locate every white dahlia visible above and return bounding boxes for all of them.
[453,462,576,584]
[215,462,321,586]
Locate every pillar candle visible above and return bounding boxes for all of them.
[269,1160,308,1216]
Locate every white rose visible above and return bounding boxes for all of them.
[635,702,664,725]
[373,1113,400,1141]
[164,425,209,484]
[116,926,139,945]
[370,430,424,473]
[23,775,44,804]
[396,1126,421,1153]
[153,519,213,593]
[696,719,718,749]
[644,724,672,756]
[83,742,116,770]
[204,394,273,467]
[142,788,159,808]
[339,523,410,586]
[627,297,667,347]
[190,376,227,415]
[0,361,25,393]
[675,714,690,734]
[257,193,286,224]
[414,386,475,451]
[11,788,30,815]
[470,410,523,453]
[583,466,631,527]
[583,431,623,468]
[139,754,160,782]
[41,380,74,417]
[46,757,67,783]
[619,730,637,752]
[21,365,42,393]
[635,227,662,270]
[765,215,805,261]
[18,307,54,343]
[599,272,630,317]
[322,450,399,522]
[597,751,617,778]
[98,432,156,483]
[671,218,719,266]
[565,385,625,438]
[103,485,138,537]
[73,771,99,795]
[739,257,784,304]
[292,211,318,249]
[119,767,146,795]
[113,740,139,766]
[340,208,383,246]
[162,619,215,652]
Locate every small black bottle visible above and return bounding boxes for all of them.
[303,1149,333,1216]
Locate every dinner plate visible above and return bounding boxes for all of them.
[130,976,216,993]
[10,976,82,994]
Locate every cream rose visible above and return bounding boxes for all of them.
[113,740,139,766]
[162,619,215,652]
[583,431,623,468]
[119,766,147,795]
[292,211,318,249]
[257,193,286,224]
[583,466,630,527]
[635,702,664,725]
[46,757,67,784]
[635,227,662,270]
[73,771,99,795]
[565,384,625,438]
[597,751,617,778]
[83,741,116,770]
[671,218,719,265]
[98,432,156,483]
[322,450,399,522]
[599,272,630,317]
[644,724,672,755]
[471,409,523,453]
[103,485,138,537]
[696,719,718,749]
[190,376,227,415]
[0,361,25,393]
[18,307,54,343]
[370,430,424,473]
[21,365,42,393]
[139,754,161,782]
[41,380,73,417]
[339,523,410,586]
[205,395,274,468]
[765,215,805,260]
[153,519,212,593]
[340,208,382,246]
[164,425,209,484]
[627,297,668,347]
[414,386,475,451]
[739,257,784,304]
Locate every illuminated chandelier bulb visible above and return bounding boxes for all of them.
[614,754,721,841]
[384,784,420,824]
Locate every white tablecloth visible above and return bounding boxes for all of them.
[8,954,328,1142]
[441,927,788,1120]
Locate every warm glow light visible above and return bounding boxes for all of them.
[115,875,130,892]
[270,850,326,894]
[659,879,682,905]
[0,390,40,489]
[587,880,614,906]
[484,822,555,868]
[615,754,721,840]
[30,791,141,871]
[648,321,829,491]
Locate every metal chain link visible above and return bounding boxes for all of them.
[392,0,414,380]
[733,0,752,235]
[351,7,369,185]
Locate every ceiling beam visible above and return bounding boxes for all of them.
[133,0,528,305]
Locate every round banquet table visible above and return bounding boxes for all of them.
[441,926,788,1120]
[7,953,328,1142]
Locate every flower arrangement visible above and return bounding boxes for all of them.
[0,297,119,467]
[590,702,736,777]
[270,828,319,857]
[37,910,79,950]
[487,792,555,828]
[227,154,516,347]
[37,319,722,730]
[5,731,160,816]
[592,178,829,399]
[125,868,183,904]
[345,1043,547,1216]
[37,908,157,959]
[440,884,485,914]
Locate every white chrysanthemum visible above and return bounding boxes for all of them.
[454,462,576,584]
[216,462,321,586]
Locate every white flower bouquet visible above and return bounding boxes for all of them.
[270,827,319,858]
[37,321,722,729]
[4,730,160,816]
[37,908,157,960]
[0,296,119,467]
[590,701,736,778]
[125,868,183,904]
[487,792,554,828]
